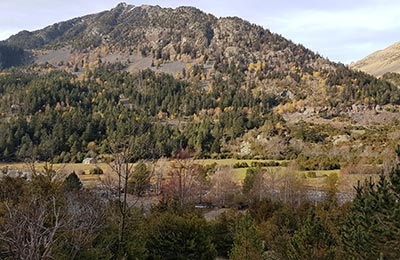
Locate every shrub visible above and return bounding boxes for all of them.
[297,156,340,171]
[250,161,280,167]
[233,162,249,168]
[90,167,104,175]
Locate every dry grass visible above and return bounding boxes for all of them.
[351,42,400,77]
[0,160,373,193]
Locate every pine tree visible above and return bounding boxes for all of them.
[229,214,263,260]
[128,161,151,196]
[342,149,400,259]
[287,209,336,260]
[64,171,83,192]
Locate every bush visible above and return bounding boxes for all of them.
[90,167,104,175]
[306,171,317,178]
[250,161,280,167]
[233,162,249,168]
[297,156,340,171]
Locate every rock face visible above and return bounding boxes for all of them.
[351,42,400,77]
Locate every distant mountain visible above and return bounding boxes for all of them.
[4,2,398,109]
[1,3,400,110]
[351,42,400,77]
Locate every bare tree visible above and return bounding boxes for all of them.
[243,167,283,202]
[107,139,136,257]
[208,166,239,207]
[162,153,201,207]
[0,197,65,260]
[263,167,281,200]
[153,158,168,195]
[247,168,267,202]
[63,191,106,260]
[279,162,306,207]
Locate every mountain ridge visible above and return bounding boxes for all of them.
[351,41,400,77]
[0,4,330,103]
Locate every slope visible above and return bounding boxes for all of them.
[351,42,400,77]
[0,3,400,163]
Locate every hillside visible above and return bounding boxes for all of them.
[0,3,400,164]
[351,42,400,77]
[0,44,27,69]
[4,3,400,108]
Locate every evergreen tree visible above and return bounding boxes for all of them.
[229,214,263,260]
[128,161,151,196]
[64,171,83,192]
[287,209,336,260]
[341,152,400,259]
[146,213,216,260]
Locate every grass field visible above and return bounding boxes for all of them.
[0,159,369,192]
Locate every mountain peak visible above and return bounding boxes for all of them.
[116,2,132,9]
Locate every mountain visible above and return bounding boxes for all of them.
[351,42,400,77]
[3,3,399,109]
[0,3,400,163]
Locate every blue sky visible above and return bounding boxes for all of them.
[0,0,399,64]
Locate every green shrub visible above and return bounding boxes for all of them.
[90,167,104,175]
[233,162,249,168]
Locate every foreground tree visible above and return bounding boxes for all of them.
[287,209,337,260]
[55,190,107,260]
[107,131,136,258]
[146,213,216,260]
[0,197,65,260]
[211,210,240,258]
[229,214,263,260]
[342,175,400,259]
[342,148,400,259]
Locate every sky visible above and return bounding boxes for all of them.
[0,0,399,64]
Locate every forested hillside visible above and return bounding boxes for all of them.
[1,4,400,163]
[0,44,26,69]
[1,62,399,165]
[3,3,400,109]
